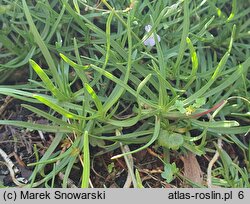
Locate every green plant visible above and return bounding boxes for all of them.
[0,0,249,188]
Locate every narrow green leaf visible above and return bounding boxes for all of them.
[174,0,190,78]
[60,54,158,109]
[227,0,237,22]
[29,59,67,100]
[84,83,103,112]
[63,155,77,187]
[111,116,160,159]
[207,126,250,134]
[184,52,230,105]
[33,94,98,120]
[192,119,239,128]
[21,104,73,127]
[81,131,90,188]
[186,37,198,77]
[106,115,140,127]
[102,13,132,113]
[0,120,73,133]
[73,0,80,13]
[135,169,144,188]
[22,0,63,89]
[204,56,250,98]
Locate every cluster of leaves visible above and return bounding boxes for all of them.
[0,0,249,187]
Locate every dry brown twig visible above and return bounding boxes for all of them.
[207,138,222,188]
[0,96,13,116]
[0,147,28,186]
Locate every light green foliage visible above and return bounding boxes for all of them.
[135,169,144,188]
[158,130,184,150]
[193,98,206,108]
[174,100,186,114]
[107,162,115,174]
[0,0,249,188]
[161,163,179,183]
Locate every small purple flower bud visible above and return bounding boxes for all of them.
[145,25,152,32]
[143,24,161,47]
